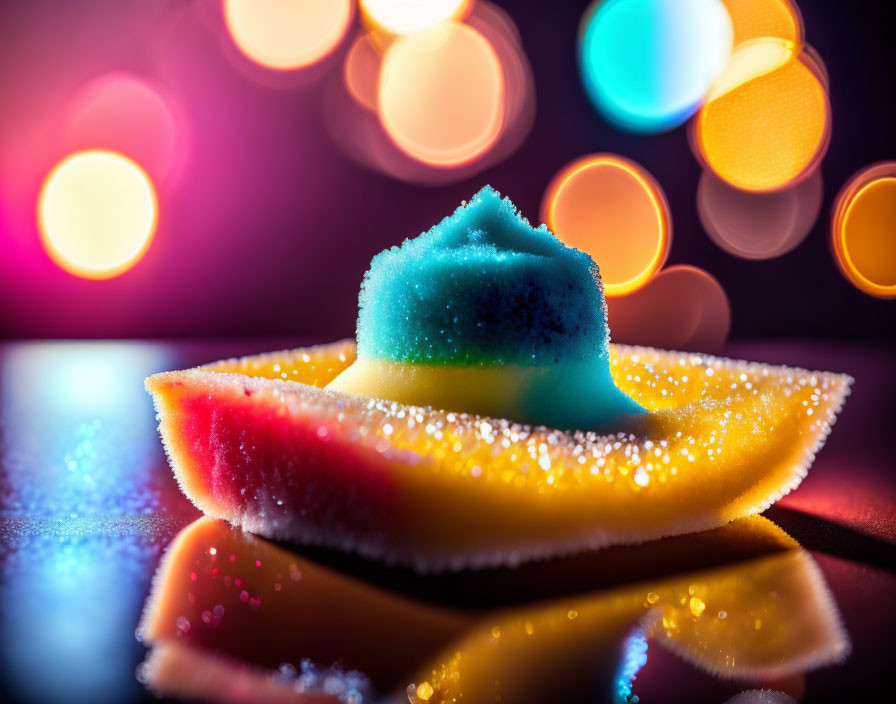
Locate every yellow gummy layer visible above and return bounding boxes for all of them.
[328,358,549,420]
[160,340,854,565]
[325,356,643,430]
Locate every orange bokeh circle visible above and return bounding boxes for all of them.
[832,163,896,299]
[693,39,830,193]
[541,154,671,296]
[720,0,803,48]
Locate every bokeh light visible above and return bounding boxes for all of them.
[223,0,353,71]
[63,72,186,184]
[329,2,533,184]
[378,21,504,167]
[579,0,732,133]
[360,0,471,35]
[466,0,535,162]
[720,0,802,47]
[831,163,896,299]
[801,43,830,91]
[606,265,731,353]
[698,167,822,259]
[542,154,671,296]
[38,150,158,279]
[344,33,381,112]
[694,38,829,192]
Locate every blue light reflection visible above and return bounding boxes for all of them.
[0,342,189,704]
[613,626,648,704]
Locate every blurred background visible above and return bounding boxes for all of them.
[1,4,895,703]
[0,0,893,346]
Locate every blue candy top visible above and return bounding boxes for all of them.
[356,186,611,367]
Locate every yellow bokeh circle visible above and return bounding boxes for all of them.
[223,0,353,71]
[38,150,158,279]
[360,0,471,35]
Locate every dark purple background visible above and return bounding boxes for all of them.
[0,0,893,341]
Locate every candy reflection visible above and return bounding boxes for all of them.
[831,162,896,299]
[139,516,848,703]
[606,265,731,352]
[407,518,846,703]
[542,154,670,296]
[720,0,803,47]
[223,0,353,71]
[138,517,472,695]
[378,21,504,167]
[694,38,829,192]
[698,167,822,259]
[724,690,797,704]
[143,640,375,703]
[579,0,732,133]
[360,0,472,35]
[63,72,187,185]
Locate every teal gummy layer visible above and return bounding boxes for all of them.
[357,186,610,367]
[518,359,647,429]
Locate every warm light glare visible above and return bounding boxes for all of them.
[223,0,352,71]
[720,0,803,47]
[579,0,732,133]
[695,39,829,192]
[542,154,670,296]
[698,168,823,259]
[329,2,533,185]
[704,38,794,101]
[801,44,830,91]
[606,265,731,352]
[38,150,158,279]
[64,73,184,183]
[344,33,381,111]
[832,163,896,299]
[378,21,504,167]
[360,0,470,35]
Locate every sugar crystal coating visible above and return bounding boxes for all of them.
[357,186,609,366]
[147,341,851,571]
[335,186,643,428]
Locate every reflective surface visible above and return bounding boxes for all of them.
[1,340,894,703]
[139,515,845,704]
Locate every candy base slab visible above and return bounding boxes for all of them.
[146,341,850,571]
